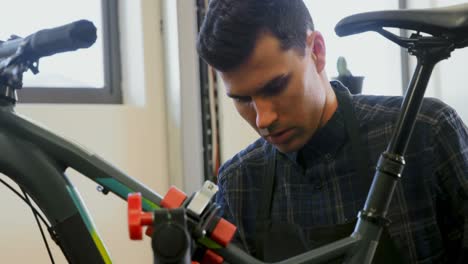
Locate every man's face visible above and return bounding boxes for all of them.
[220,31,329,153]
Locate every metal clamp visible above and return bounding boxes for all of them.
[358,210,392,227]
[376,152,405,179]
[187,181,218,217]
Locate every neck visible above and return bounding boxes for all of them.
[318,76,338,128]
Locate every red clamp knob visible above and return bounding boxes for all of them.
[201,250,223,264]
[128,193,153,240]
[211,218,237,247]
[161,186,187,209]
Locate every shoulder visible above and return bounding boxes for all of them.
[352,94,454,126]
[217,137,272,186]
[352,94,467,161]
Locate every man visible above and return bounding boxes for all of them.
[196,0,468,263]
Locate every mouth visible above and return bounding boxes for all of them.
[266,128,294,145]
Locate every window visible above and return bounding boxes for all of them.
[0,0,121,104]
[304,0,403,96]
[406,0,468,122]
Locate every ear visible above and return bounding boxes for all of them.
[306,31,326,73]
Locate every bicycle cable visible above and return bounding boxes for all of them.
[21,188,56,264]
[0,176,56,263]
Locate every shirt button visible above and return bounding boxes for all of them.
[314,182,324,190]
[324,153,333,161]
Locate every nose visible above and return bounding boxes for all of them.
[253,97,278,130]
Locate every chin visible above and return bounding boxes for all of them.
[274,142,301,154]
[274,134,310,153]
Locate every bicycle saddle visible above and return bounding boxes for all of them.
[335,3,468,40]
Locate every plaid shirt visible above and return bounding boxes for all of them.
[216,83,468,263]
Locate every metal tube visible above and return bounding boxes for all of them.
[363,169,399,215]
[387,61,436,155]
[215,236,360,264]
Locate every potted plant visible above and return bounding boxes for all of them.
[334,56,364,94]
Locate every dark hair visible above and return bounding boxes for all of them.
[197,0,314,72]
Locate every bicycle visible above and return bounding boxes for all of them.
[1,3,467,263]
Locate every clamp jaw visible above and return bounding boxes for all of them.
[128,181,236,264]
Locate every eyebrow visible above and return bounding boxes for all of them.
[227,73,291,99]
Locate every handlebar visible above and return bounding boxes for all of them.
[0,19,97,60]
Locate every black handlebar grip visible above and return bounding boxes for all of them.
[25,19,97,59]
[0,38,23,59]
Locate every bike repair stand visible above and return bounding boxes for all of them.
[128,181,237,264]
[0,38,39,106]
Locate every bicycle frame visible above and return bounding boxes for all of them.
[0,103,165,263]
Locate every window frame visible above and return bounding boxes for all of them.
[17,0,122,104]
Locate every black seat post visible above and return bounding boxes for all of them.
[388,40,455,155]
[348,39,456,264]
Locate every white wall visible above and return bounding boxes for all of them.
[162,0,205,194]
[0,0,168,263]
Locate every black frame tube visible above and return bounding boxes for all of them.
[0,129,107,263]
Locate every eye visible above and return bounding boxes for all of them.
[233,96,252,104]
[265,83,286,96]
[263,75,290,97]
